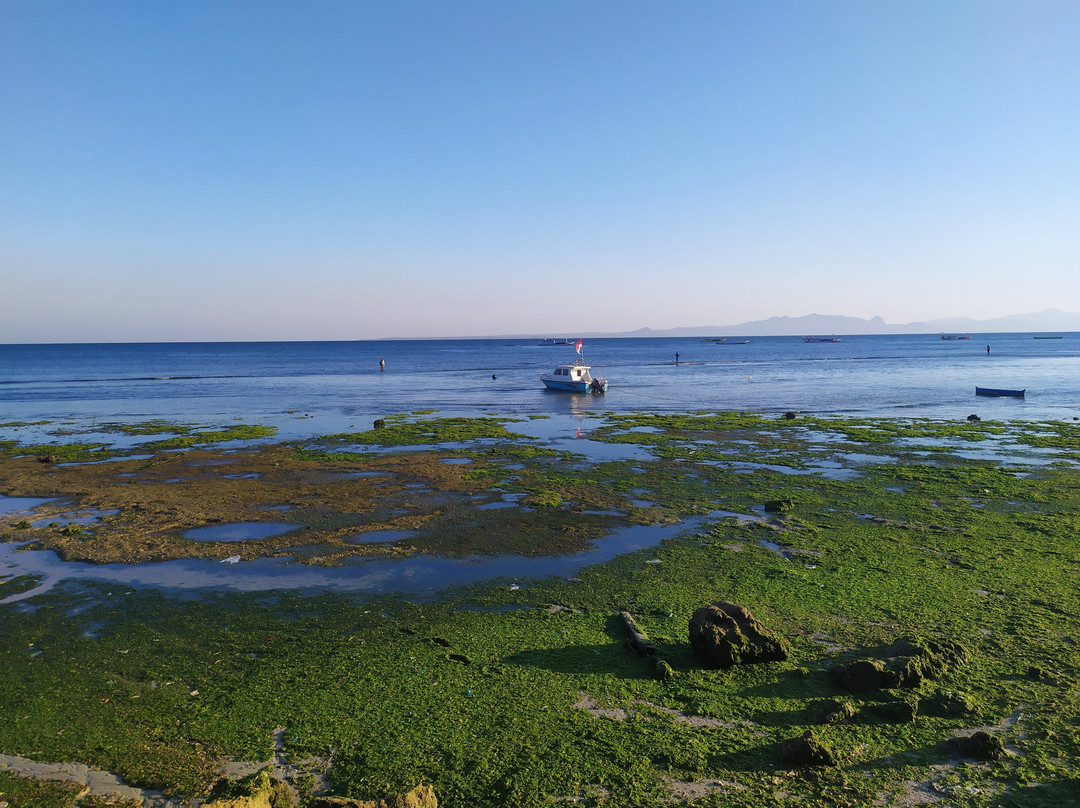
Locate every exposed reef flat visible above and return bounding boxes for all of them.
[2,411,1079,807]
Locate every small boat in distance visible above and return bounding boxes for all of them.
[940,334,972,340]
[540,339,607,393]
[1033,335,1063,339]
[538,337,574,345]
[802,336,841,343]
[975,386,1025,398]
[708,338,750,344]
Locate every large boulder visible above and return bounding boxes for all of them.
[830,636,968,692]
[688,601,789,669]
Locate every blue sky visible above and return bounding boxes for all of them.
[2,1,1078,342]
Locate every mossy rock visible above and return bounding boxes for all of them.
[943,730,1006,761]
[830,658,894,692]
[830,636,969,692]
[309,784,437,808]
[806,698,856,725]
[859,697,919,724]
[688,601,789,669]
[779,729,837,767]
[204,770,295,807]
[924,690,976,717]
[655,658,675,681]
[763,499,794,513]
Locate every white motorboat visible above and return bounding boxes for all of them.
[540,361,608,393]
[539,340,607,392]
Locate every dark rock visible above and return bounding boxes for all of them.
[763,499,794,514]
[655,658,675,681]
[779,730,836,767]
[924,691,976,717]
[944,730,1006,761]
[1026,665,1045,680]
[806,698,856,725]
[967,414,981,422]
[38,454,56,463]
[830,636,969,693]
[373,419,386,430]
[688,601,789,669]
[830,659,894,692]
[861,698,918,724]
[782,411,798,420]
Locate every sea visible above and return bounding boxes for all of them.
[2,333,1079,442]
[1,333,1078,599]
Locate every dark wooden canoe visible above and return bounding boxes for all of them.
[975,386,1025,398]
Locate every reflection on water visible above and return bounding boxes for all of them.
[0,514,715,603]
[183,522,297,542]
[1,496,61,515]
[31,509,119,528]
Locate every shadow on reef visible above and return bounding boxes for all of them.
[504,641,660,680]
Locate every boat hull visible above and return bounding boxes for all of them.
[541,378,607,393]
[541,378,591,392]
[975,387,1025,398]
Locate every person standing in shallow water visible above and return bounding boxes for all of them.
[380,358,386,370]
[986,345,990,355]
[675,352,680,365]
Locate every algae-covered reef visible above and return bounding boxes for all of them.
[0,416,667,564]
[1,412,1080,807]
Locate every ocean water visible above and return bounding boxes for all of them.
[2,334,1079,599]
[2,334,1079,442]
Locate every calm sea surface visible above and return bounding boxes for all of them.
[2,334,1079,598]
[2,334,1079,440]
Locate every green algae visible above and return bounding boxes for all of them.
[0,422,278,463]
[0,771,85,808]
[99,419,196,436]
[0,442,115,462]
[320,416,523,447]
[0,412,1079,806]
[142,424,277,450]
[0,573,43,598]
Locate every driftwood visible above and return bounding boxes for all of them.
[620,611,658,657]
[619,611,676,680]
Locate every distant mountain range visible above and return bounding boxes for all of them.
[588,308,1080,338]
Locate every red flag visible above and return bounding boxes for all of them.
[575,339,583,354]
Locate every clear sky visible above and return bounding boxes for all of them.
[2,1,1078,342]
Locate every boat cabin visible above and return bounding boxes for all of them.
[552,365,589,381]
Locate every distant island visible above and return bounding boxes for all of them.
[522,307,1080,340]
